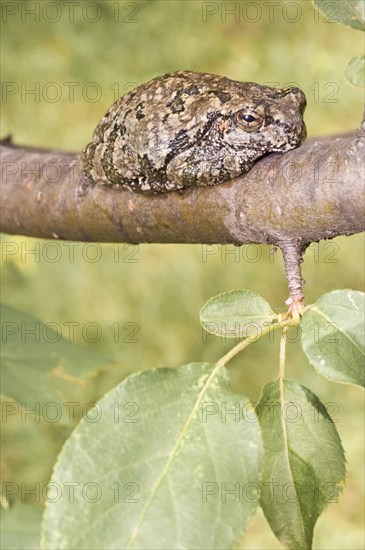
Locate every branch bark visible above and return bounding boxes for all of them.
[1,127,364,306]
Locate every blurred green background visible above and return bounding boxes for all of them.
[1,1,364,548]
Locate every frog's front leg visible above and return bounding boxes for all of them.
[166,145,243,188]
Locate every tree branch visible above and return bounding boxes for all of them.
[2,132,364,244]
[1,128,364,307]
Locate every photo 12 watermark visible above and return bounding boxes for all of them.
[1,400,140,424]
[201,320,340,344]
[1,81,138,104]
[1,241,140,264]
[1,480,140,504]
[201,1,341,24]
[1,1,140,24]
[201,241,340,265]
[1,320,140,344]
[201,480,341,503]
[200,400,339,424]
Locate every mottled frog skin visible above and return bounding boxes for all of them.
[82,71,307,194]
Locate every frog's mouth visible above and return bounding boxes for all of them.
[271,123,307,152]
[292,122,307,147]
[299,123,307,144]
[263,113,307,151]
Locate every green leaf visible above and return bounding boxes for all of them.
[313,0,365,31]
[200,290,275,338]
[0,503,41,549]
[42,363,262,550]
[301,290,364,387]
[345,55,365,86]
[1,304,116,419]
[257,380,346,550]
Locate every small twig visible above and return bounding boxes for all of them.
[279,240,308,316]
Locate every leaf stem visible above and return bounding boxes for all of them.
[279,327,288,380]
[215,317,293,369]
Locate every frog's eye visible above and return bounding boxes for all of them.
[236,110,263,132]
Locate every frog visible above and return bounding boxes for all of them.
[81,70,307,194]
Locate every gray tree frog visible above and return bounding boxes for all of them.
[82,71,307,194]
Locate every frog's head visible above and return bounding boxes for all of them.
[220,84,307,157]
